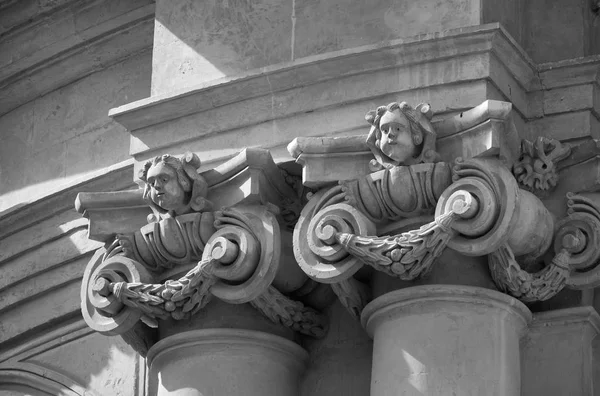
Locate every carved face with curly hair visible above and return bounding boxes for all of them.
[140,155,191,214]
[378,106,420,163]
[365,101,439,168]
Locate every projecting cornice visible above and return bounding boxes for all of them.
[107,23,600,178]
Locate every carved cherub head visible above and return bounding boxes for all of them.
[138,152,212,217]
[365,102,439,169]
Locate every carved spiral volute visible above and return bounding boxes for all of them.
[294,188,376,283]
[82,207,281,335]
[554,193,600,289]
[435,158,554,258]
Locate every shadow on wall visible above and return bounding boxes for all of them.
[151,0,482,95]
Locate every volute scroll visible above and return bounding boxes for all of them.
[289,99,600,316]
[79,150,329,355]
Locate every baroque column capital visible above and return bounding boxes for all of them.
[77,149,328,356]
[289,99,600,319]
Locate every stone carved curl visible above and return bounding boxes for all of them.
[488,245,571,303]
[513,137,571,194]
[555,193,600,289]
[83,208,327,338]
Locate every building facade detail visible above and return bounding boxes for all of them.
[75,99,600,394]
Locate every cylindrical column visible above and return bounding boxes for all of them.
[147,329,308,396]
[361,285,531,396]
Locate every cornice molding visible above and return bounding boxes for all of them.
[111,24,519,135]
[0,159,135,240]
[107,23,600,170]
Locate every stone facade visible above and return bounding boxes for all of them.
[2,1,600,395]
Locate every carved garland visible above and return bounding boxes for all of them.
[82,208,327,340]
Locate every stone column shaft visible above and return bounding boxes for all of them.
[147,329,307,396]
[361,285,531,396]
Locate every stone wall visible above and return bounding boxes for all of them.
[0,0,153,394]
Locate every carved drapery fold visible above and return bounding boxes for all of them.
[114,212,216,271]
[340,162,452,223]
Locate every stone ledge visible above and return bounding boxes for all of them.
[108,22,600,172]
[0,159,135,240]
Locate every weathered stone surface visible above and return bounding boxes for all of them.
[4,1,600,395]
[0,52,151,213]
[521,307,600,396]
[0,0,154,117]
[300,301,372,396]
[362,285,531,396]
[148,329,307,396]
[0,320,144,396]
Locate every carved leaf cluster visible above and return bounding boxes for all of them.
[250,286,328,338]
[335,211,457,280]
[488,245,570,303]
[111,258,217,324]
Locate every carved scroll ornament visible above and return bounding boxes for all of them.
[554,193,600,289]
[294,153,565,316]
[83,207,327,339]
[81,151,328,348]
